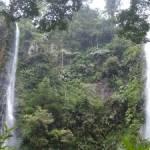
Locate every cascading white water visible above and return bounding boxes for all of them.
[5,23,20,146]
[144,31,150,139]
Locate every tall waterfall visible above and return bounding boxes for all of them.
[5,23,20,145]
[144,32,150,139]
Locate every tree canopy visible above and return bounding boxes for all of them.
[1,0,150,42]
[118,0,150,43]
[8,0,85,31]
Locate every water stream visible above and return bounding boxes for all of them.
[144,32,150,139]
[5,23,20,146]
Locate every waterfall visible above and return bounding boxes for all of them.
[5,23,20,146]
[144,31,150,139]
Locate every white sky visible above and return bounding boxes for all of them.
[90,0,131,10]
[2,0,130,10]
[1,0,9,6]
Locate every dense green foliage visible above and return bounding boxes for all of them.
[8,0,85,31]
[0,125,13,150]
[13,6,148,149]
[118,0,150,43]
[2,0,150,40]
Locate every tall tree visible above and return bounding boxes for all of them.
[118,0,150,43]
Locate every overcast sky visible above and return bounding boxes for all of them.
[2,0,9,6]
[90,0,131,10]
[1,0,131,15]
[2,0,130,10]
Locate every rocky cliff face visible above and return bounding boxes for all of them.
[0,15,15,131]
